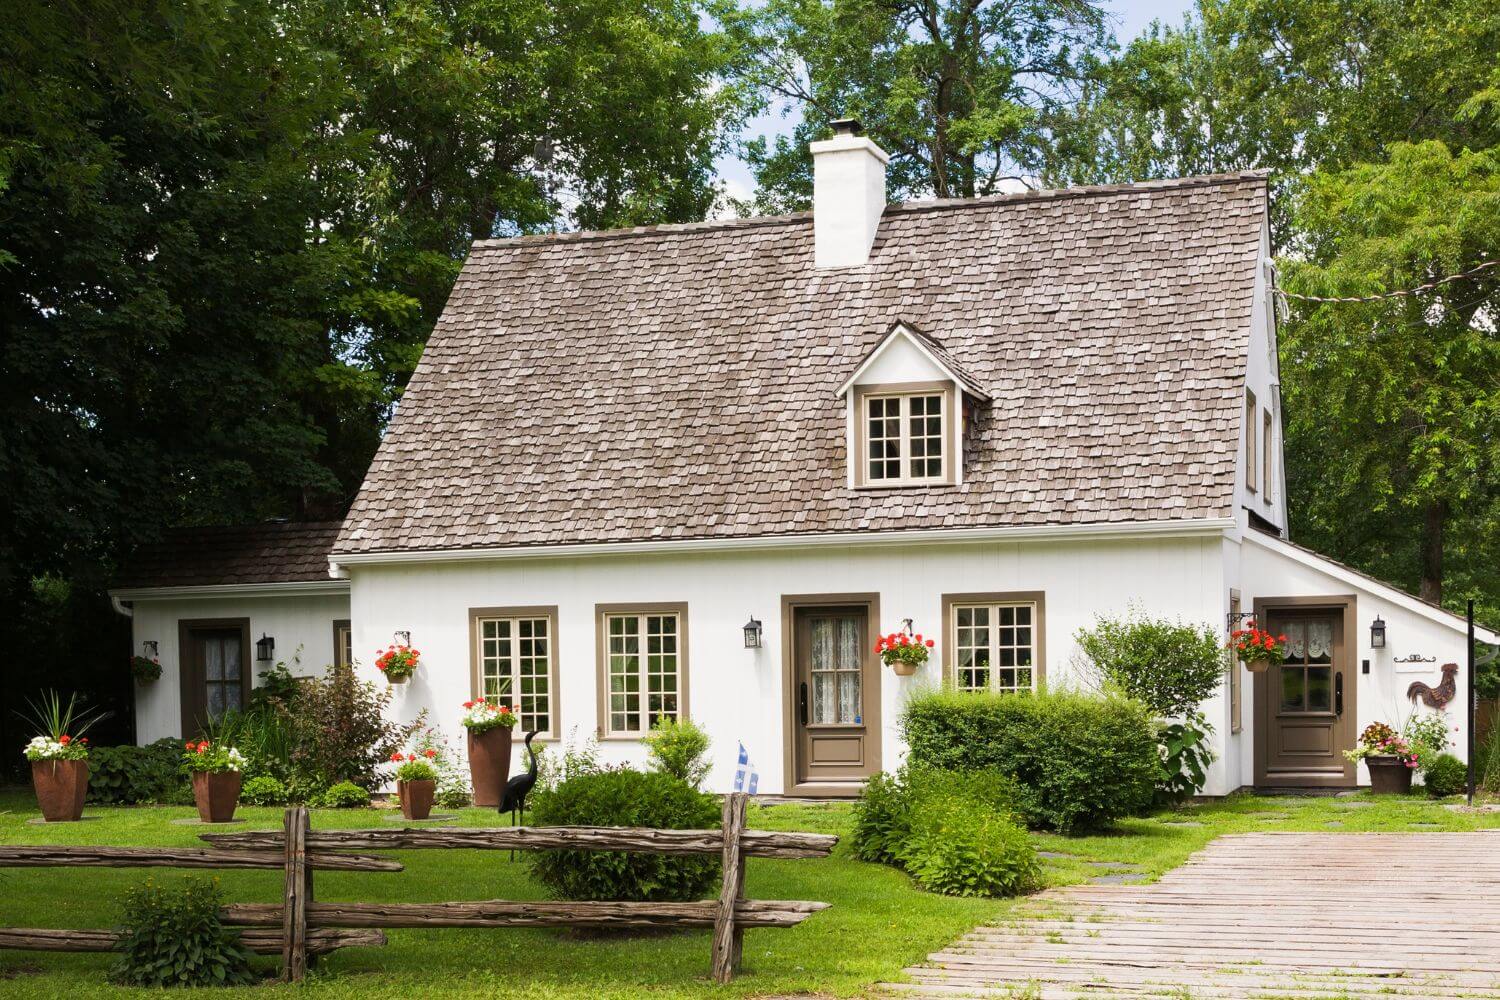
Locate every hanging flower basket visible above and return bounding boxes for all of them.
[376,644,421,684]
[876,627,934,677]
[1229,622,1287,675]
[130,655,162,684]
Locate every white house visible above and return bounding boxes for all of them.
[113,122,1495,796]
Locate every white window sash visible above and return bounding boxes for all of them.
[865,392,946,485]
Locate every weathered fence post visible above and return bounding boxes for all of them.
[281,806,311,982]
[711,792,749,983]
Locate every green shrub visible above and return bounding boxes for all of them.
[87,740,189,805]
[111,876,255,987]
[315,780,370,808]
[642,717,712,788]
[240,775,289,806]
[901,690,1159,833]
[852,767,1022,866]
[1074,613,1226,717]
[898,790,1040,898]
[1157,714,1215,805]
[528,769,720,902]
[1423,753,1467,798]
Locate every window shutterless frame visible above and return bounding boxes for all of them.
[851,381,956,487]
[468,606,560,740]
[332,619,352,670]
[1245,389,1258,493]
[594,603,689,740]
[940,592,1046,693]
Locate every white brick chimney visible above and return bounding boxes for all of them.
[811,118,889,268]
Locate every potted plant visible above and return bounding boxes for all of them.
[876,628,934,677]
[1229,621,1288,673]
[183,740,248,822]
[1344,721,1418,794]
[21,691,104,822]
[130,655,162,685]
[461,700,517,807]
[391,748,440,820]
[375,644,421,684]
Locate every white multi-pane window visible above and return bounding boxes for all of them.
[865,392,945,483]
[953,603,1038,694]
[476,616,553,736]
[605,611,682,736]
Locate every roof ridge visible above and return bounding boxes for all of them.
[470,170,1270,252]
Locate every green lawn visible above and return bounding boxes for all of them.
[0,789,1495,998]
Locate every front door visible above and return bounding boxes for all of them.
[1254,603,1356,787]
[791,604,879,790]
[179,619,250,737]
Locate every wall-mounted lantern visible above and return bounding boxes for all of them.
[393,630,411,647]
[1370,616,1387,649]
[256,633,276,662]
[142,640,159,658]
[742,617,763,649]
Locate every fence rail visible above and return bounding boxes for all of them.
[0,792,834,984]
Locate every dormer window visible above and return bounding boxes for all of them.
[862,388,947,484]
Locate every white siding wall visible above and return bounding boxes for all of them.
[348,534,1235,795]
[130,592,350,743]
[1237,218,1289,533]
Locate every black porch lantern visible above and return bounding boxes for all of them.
[1370,615,1387,649]
[256,633,275,662]
[742,617,763,649]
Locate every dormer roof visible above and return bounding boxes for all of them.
[834,321,992,402]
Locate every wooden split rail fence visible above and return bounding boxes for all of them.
[0,792,836,984]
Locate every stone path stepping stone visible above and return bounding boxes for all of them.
[382,813,459,823]
[1409,822,1441,828]
[1324,820,1345,827]
[26,816,101,825]
[1336,800,1376,808]
[169,817,247,826]
[1082,861,1141,870]
[1089,872,1150,885]
[1036,851,1073,859]
[1160,820,1205,827]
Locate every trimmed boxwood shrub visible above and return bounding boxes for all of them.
[317,780,372,808]
[527,768,720,902]
[901,690,1159,833]
[241,775,289,806]
[1423,753,1467,798]
[87,740,190,805]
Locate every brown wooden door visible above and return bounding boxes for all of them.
[1256,606,1356,787]
[179,619,250,737]
[793,606,877,786]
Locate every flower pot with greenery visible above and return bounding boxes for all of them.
[391,749,440,819]
[1229,622,1287,674]
[130,655,162,685]
[184,740,247,822]
[877,628,934,677]
[461,700,517,807]
[22,691,104,822]
[1344,721,1417,793]
[375,644,420,684]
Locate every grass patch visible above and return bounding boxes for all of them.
[0,788,1494,997]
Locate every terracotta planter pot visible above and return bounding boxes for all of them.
[32,759,89,822]
[467,726,514,807]
[889,661,918,677]
[1366,755,1415,795]
[398,779,436,820]
[192,770,243,823]
[1245,658,1271,674]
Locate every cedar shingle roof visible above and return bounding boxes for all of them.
[117,521,343,588]
[337,172,1269,556]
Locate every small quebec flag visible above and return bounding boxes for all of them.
[733,742,759,795]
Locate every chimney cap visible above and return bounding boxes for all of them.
[830,117,864,137]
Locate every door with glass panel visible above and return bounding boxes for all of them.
[1256,607,1355,786]
[793,606,876,786]
[179,619,249,737]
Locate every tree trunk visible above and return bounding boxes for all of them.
[1419,499,1447,603]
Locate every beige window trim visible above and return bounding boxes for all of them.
[332,619,352,670]
[468,605,561,741]
[940,592,1046,693]
[1262,408,1274,506]
[594,602,689,741]
[852,380,956,488]
[1245,389,1258,493]
[1229,590,1242,734]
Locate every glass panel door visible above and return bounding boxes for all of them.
[809,614,861,725]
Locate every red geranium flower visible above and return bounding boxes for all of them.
[498,705,511,713]
[925,639,935,648]
[59,735,71,745]
[423,749,436,758]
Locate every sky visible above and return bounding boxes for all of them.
[712,0,1197,201]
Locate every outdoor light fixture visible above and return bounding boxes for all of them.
[256,633,275,662]
[742,617,763,649]
[393,630,411,647]
[142,640,159,658]
[1370,616,1387,649]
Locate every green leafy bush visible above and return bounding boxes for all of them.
[240,775,288,806]
[850,770,910,864]
[315,780,370,808]
[270,663,425,789]
[901,689,1159,832]
[111,876,255,987]
[1074,613,1226,717]
[898,789,1039,897]
[528,768,720,902]
[1423,753,1467,798]
[642,717,712,788]
[87,740,189,805]
[1157,714,1215,805]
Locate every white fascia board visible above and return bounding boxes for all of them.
[330,517,1236,569]
[834,324,982,399]
[1243,530,1499,644]
[108,580,351,602]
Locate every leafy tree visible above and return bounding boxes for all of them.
[724,0,1110,211]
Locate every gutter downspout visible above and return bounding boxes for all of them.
[110,593,134,618]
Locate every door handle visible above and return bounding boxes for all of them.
[1335,671,1344,716]
[799,682,809,726]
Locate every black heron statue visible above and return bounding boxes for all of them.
[499,730,540,858]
